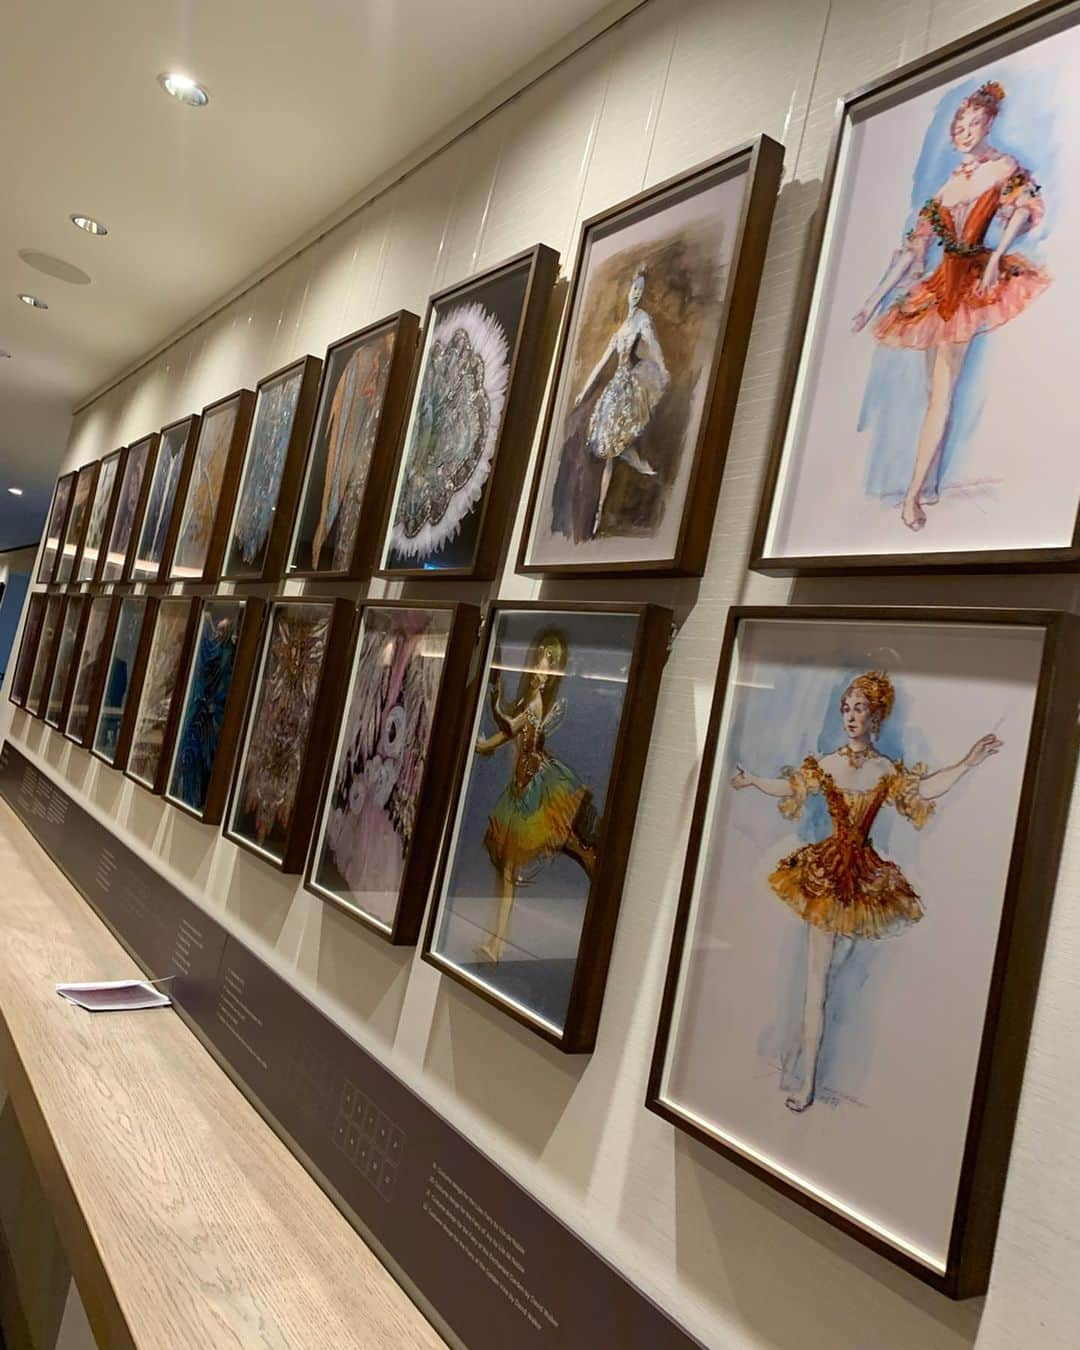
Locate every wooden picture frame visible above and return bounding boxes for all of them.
[751,0,1080,575]
[519,136,784,578]
[102,434,157,583]
[130,416,201,583]
[423,599,671,1053]
[37,473,76,584]
[66,596,124,751]
[43,596,89,729]
[287,311,421,581]
[54,462,100,585]
[24,595,66,719]
[163,596,267,825]
[122,598,201,790]
[168,388,257,582]
[76,447,127,583]
[647,604,1080,1297]
[305,598,481,944]
[222,355,323,582]
[224,598,354,873]
[375,245,560,581]
[8,594,48,708]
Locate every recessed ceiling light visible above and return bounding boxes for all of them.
[71,214,108,236]
[7,487,23,496]
[17,294,47,309]
[157,72,209,107]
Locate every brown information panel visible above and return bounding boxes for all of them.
[0,741,699,1350]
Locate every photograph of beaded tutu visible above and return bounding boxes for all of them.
[425,603,668,1050]
[650,607,1075,1290]
[757,4,1080,569]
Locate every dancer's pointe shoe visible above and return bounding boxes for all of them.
[901,496,926,531]
[785,1089,815,1113]
[474,940,502,965]
[591,507,603,537]
[621,446,657,476]
[919,488,940,506]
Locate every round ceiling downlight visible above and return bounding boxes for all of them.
[158,72,209,106]
[71,215,108,236]
[17,294,48,309]
[7,488,23,496]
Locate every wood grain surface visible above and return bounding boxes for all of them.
[0,798,444,1350]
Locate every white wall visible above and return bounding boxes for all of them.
[4,1,1078,1346]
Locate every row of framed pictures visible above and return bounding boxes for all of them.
[37,133,786,589]
[10,591,669,1054]
[11,589,1079,1296]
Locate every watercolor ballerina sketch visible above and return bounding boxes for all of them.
[757,28,1080,567]
[729,671,1000,1112]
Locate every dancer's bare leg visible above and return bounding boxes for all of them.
[592,460,615,536]
[787,926,836,1112]
[476,872,515,963]
[902,340,969,530]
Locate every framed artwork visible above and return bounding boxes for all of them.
[25,596,65,718]
[222,356,323,581]
[54,462,100,584]
[44,596,87,728]
[423,601,671,1052]
[124,598,200,791]
[224,598,353,872]
[520,137,784,577]
[306,600,481,943]
[169,388,256,581]
[376,246,559,580]
[88,597,148,762]
[288,312,419,580]
[164,597,266,824]
[101,434,156,582]
[131,416,200,582]
[37,473,75,584]
[76,447,126,582]
[9,595,47,708]
[648,606,1080,1296]
[66,597,120,749]
[754,2,1080,574]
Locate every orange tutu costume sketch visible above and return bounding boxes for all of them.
[768,756,934,939]
[874,170,1049,350]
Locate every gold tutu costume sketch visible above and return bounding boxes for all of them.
[732,671,1000,1112]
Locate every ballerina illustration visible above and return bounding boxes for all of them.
[474,629,597,964]
[573,268,671,536]
[731,671,1001,1112]
[851,80,1048,531]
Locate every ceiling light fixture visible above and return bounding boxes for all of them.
[7,488,23,496]
[17,294,47,309]
[157,72,209,107]
[71,214,108,236]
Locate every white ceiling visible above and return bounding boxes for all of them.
[0,0,620,550]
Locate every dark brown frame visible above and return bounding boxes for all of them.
[76,447,127,584]
[8,594,48,708]
[304,598,481,944]
[25,595,67,719]
[287,311,421,581]
[130,416,202,583]
[120,598,201,788]
[224,597,355,873]
[163,595,267,825]
[751,0,1080,575]
[518,136,784,578]
[166,388,257,583]
[647,604,1080,1297]
[37,473,76,584]
[85,594,151,772]
[374,244,560,581]
[43,595,90,730]
[102,434,158,584]
[222,356,323,582]
[54,462,101,585]
[422,599,671,1053]
[66,596,125,751]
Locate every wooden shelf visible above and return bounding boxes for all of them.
[0,798,444,1350]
